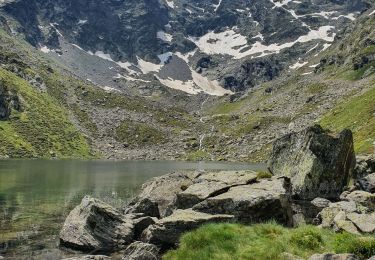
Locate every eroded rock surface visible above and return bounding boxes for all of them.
[122,241,160,260]
[60,196,135,253]
[142,209,234,248]
[268,125,355,200]
[193,177,292,225]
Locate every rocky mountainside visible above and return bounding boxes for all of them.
[0,0,372,95]
[0,1,374,161]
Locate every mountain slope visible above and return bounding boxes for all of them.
[0,0,371,95]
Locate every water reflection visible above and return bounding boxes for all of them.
[0,160,264,258]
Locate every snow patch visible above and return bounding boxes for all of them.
[166,0,175,8]
[190,26,336,59]
[157,31,173,42]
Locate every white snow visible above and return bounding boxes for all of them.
[166,0,175,9]
[137,57,163,74]
[271,0,293,8]
[157,31,173,42]
[190,26,336,59]
[290,60,308,69]
[78,20,88,25]
[40,46,51,53]
[158,52,173,64]
[103,86,120,93]
[370,10,375,16]
[213,0,223,12]
[71,44,84,51]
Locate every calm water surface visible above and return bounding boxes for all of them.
[0,160,265,259]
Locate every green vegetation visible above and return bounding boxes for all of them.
[186,150,211,161]
[320,83,375,154]
[115,121,165,147]
[256,171,272,180]
[0,69,92,158]
[164,223,375,260]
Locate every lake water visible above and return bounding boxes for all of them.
[0,160,265,259]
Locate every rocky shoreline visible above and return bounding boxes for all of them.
[59,125,375,260]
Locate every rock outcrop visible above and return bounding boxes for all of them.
[193,177,292,225]
[309,254,359,260]
[122,241,160,260]
[60,196,135,253]
[142,209,234,249]
[125,171,199,218]
[268,125,356,200]
[60,125,375,258]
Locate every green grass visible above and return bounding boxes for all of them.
[0,69,92,158]
[164,223,375,260]
[320,83,375,154]
[186,150,211,161]
[115,121,165,147]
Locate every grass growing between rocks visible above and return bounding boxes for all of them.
[164,223,375,260]
[0,69,92,158]
[320,83,375,154]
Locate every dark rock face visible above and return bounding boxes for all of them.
[0,80,21,120]
[59,196,135,253]
[123,241,160,260]
[1,0,371,93]
[268,125,356,200]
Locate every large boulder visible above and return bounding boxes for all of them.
[60,196,135,253]
[268,125,355,200]
[175,171,258,209]
[122,241,160,260]
[125,172,198,218]
[142,209,234,249]
[192,177,292,225]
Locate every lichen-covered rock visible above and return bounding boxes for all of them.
[346,213,375,233]
[268,125,355,200]
[344,190,375,210]
[193,177,292,225]
[122,241,160,260]
[311,198,331,209]
[355,155,375,179]
[358,173,375,193]
[125,172,198,218]
[60,196,134,253]
[142,209,234,249]
[176,171,258,209]
[309,253,359,260]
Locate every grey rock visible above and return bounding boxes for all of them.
[355,155,375,179]
[60,196,134,253]
[63,256,110,260]
[125,172,198,218]
[347,212,375,233]
[176,171,258,209]
[358,173,375,193]
[311,198,331,209]
[142,209,234,249]
[193,177,292,225]
[122,241,160,260]
[345,191,375,210]
[309,253,359,260]
[317,201,359,230]
[268,125,355,200]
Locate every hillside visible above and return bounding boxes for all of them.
[0,2,374,161]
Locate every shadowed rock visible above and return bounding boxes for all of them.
[268,125,355,200]
[192,177,292,225]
